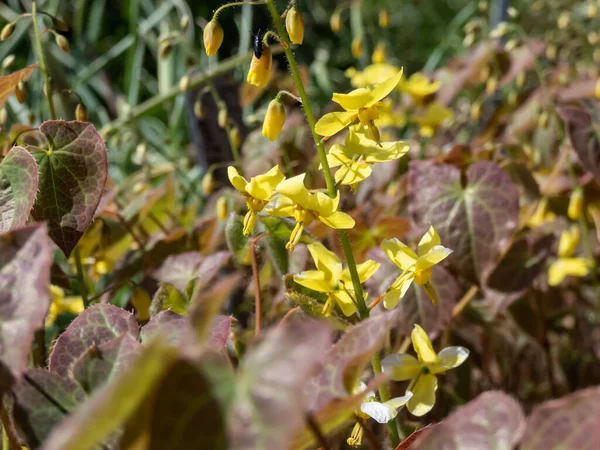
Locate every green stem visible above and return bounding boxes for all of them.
[32,1,56,120]
[371,352,402,446]
[213,1,266,19]
[207,82,242,169]
[74,247,90,307]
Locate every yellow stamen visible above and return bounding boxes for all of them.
[286,221,305,251]
[414,268,432,285]
[347,422,364,448]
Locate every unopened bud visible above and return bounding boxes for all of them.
[351,37,363,58]
[216,196,228,220]
[52,17,69,32]
[262,98,286,141]
[76,103,88,121]
[378,10,390,28]
[55,33,70,53]
[588,32,599,45]
[568,188,584,220]
[27,111,35,125]
[485,77,498,95]
[507,7,519,18]
[1,22,15,41]
[372,42,386,64]
[230,126,241,148]
[516,72,526,88]
[478,1,488,12]
[285,6,304,45]
[330,11,342,32]
[202,171,215,195]
[0,107,7,124]
[180,15,190,31]
[203,20,224,56]
[179,74,190,92]
[15,80,26,104]
[1,54,15,69]
[218,108,228,128]
[194,98,204,119]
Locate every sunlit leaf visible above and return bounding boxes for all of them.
[0,64,38,108]
[0,146,38,233]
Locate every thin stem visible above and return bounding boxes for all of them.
[371,352,402,446]
[250,233,267,336]
[207,81,242,169]
[32,1,56,120]
[213,1,266,19]
[73,247,90,308]
[305,413,331,450]
[368,292,385,310]
[278,306,300,327]
[276,89,302,103]
[0,405,20,450]
[32,329,46,367]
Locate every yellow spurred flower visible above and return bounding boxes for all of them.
[382,325,469,416]
[267,174,355,251]
[527,197,556,228]
[398,73,441,103]
[568,188,584,220]
[228,165,285,236]
[327,126,409,188]
[548,225,592,286]
[203,20,224,56]
[294,243,379,316]
[46,285,85,327]
[315,68,404,141]
[345,63,400,88]
[262,98,286,141]
[381,225,452,308]
[247,45,272,88]
[286,6,304,45]
[412,102,453,137]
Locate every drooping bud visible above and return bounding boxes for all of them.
[15,80,26,104]
[371,42,386,64]
[247,45,272,88]
[202,171,215,195]
[76,103,88,121]
[351,37,363,58]
[330,10,342,32]
[286,6,304,45]
[1,54,15,69]
[218,107,228,128]
[194,98,204,119]
[595,79,600,99]
[1,22,15,41]
[55,33,70,53]
[203,19,224,56]
[568,188,584,220]
[378,10,390,28]
[52,17,69,32]
[179,74,190,92]
[262,98,286,141]
[180,15,190,31]
[216,196,229,220]
[0,107,7,124]
[230,126,241,148]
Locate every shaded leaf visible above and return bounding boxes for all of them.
[149,283,187,317]
[265,234,289,275]
[230,320,333,450]
[49,304,138,377]
[520,386,600,450]
[225,213,250,264]
[259,215,316,245]
[558,106,600,183]
[409,161,519,283]
[13,369,86,449]
[0,224,52,393]
[0,64,38,108]
[152,251,230,292]
[72,335,142,394]
[40,339,179,450]
[26,120,108,257]
[0,146,38,233]
[411,391,525,450]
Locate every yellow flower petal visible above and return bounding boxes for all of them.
[293,270,333,293]
[548,258,590,286]
[265,194,295,217]
[335,160,373,185]
[276,173,311,204]
[381,238,417,270]
[406,373,437,416]
[417,225,441,256]
[411,324,437,365]
[305,190,339,216]
[333,88,373,111]
[228,166,248,192]
[326,144,350,168]
[422,281,439,305]
[384,272,414,309]
[557,225,580,258]
[430,346,469,374]
[318,211,355,229]
[307,242,343,281]
[415,246,452,271]
[333,289,358,316]
[354,260,381,283]
[367,68,403,106]
[315,110,357,137]
[381,353,422,381]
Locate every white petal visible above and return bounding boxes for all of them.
[381,353,421,381]
[360,401,398,424]
[384,392,413,409]
[431,346,470,374]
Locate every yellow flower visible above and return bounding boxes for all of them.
[595,79,600,99]
[267,174,355,251]
[382,325,469,416]
[330,10,342,32]
[345,63,400,88]
[412,102,453,137]
[286,6,304,45]
[381,225,452,308]
[315,68,404,141]
[262,98,286,141]
[247,45,272,88]
[527,197,556,228]
[294,243,379,316]
[46,285,85,327]
[548,225,591,286]
[378,10,390,28]
[203,20,224,56]
[398,73,441,103]
[228,165,285,236]
[375,99,406,128]
[327,126,409,188]
[568,188,584,220]
[351,37,363,58]
[371,42,386,64]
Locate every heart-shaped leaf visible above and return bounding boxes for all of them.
[409,160,519,283]
[0,146,38,233]
[49,304,138,377]
[558,106,600,182]
[26,120,108,257]
[152,251,230,292]
[0,64,38,108]
[0,224,52,394]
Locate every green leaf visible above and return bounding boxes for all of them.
[265,234,289,275]
[259,215,316,245]
[26,120,108,257]
[520,386,600,450]
[13,369,86,449]
[0,224,52,393]
[225,213,250,264]
[149,282,187,316]
[0,146,38,233]
[409,160,519,283]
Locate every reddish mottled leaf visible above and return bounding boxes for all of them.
[0,224,52,393]
[303,312,395,412]
[521,386,600,450]
[72,335,142,394]
[409,161,519,283]
[229,320,333,450]
[395,425,438,450]
[558,106,600,183]
[13,369,86,449]
[0,64,38,108]
[411,391,525,450]
[49,304,138,377]
[26,120,108,257]
[153,251,230,292]
[0,146,38,233]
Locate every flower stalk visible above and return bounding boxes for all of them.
[32,1,57,120]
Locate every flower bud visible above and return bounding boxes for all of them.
[202,171,215,195]
[179,74,190,92]
[180,15,190,31]
[55,33,70,53]
[204,19,224,56]
[351,37,363,58]
[1,54,15,69]
[247,45,272,88]
[568,188,584,220]
[485,77,497,95]
[194,98,204,119]
[52,17,69,32]
[286,6,304,45]
[218,107,228,128]
[230,126,241,148]
[516,72,526,88]
[159,42,172,59]
[262,98,286,141]
[378,10,390,28]
[131,287,151,321]
[558,225,580,258]
[372,42,386,64]
[538,110,549,129]
[216,196,228,220]
[1,22,15,41]
[330,11,342,32]
[15,81,26,104]
[557,12,570,29]
[0,107,7,124]
[76,103,88,121]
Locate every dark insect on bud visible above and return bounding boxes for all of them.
[253,29,265,59]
